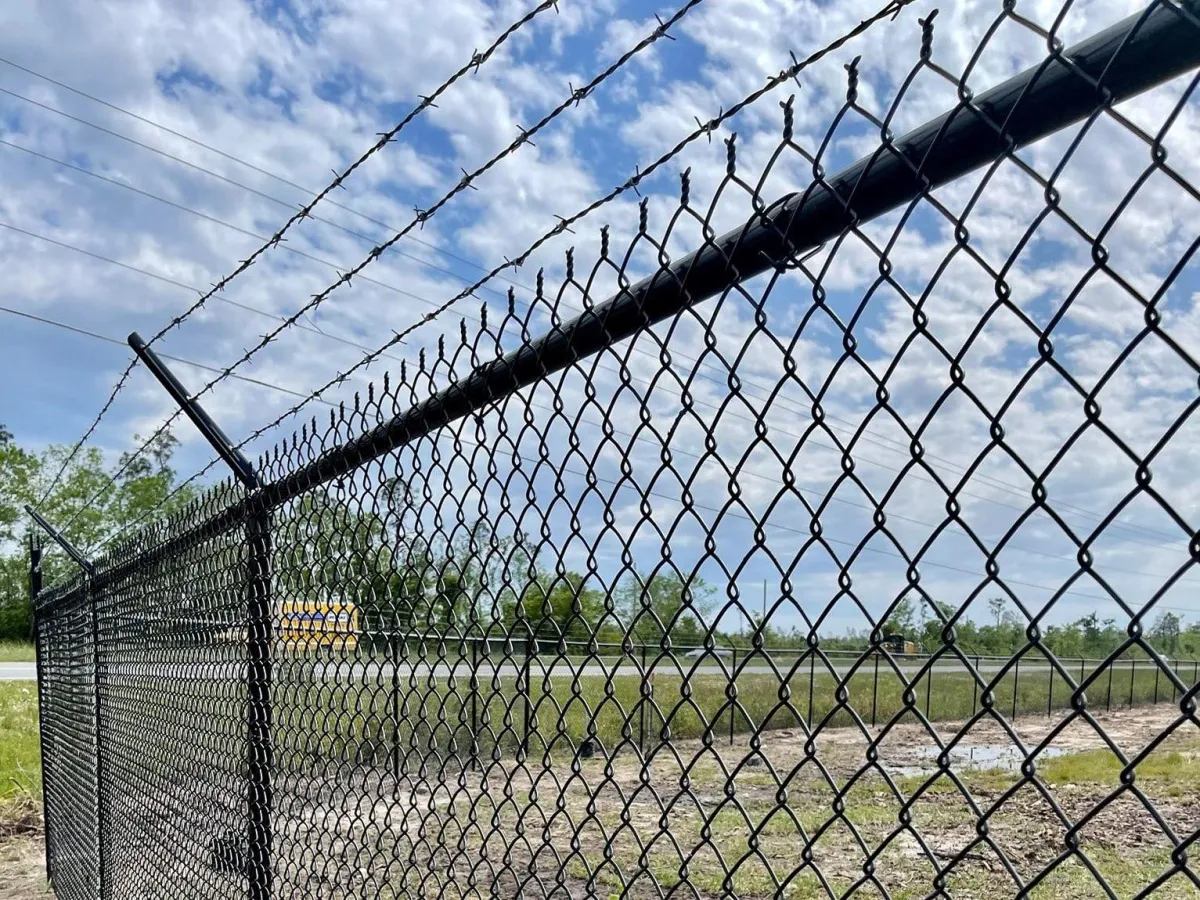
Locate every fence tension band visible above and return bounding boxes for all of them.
[24,505,95,577]
[128,332,259,489]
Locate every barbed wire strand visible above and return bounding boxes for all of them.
[12,82,1161,541]
[0,65,536,298]
[18,190,1187,561]
[59,0,713,534]
[7,138,1189,550]
[31,0,562,511]
[100,0,917,547]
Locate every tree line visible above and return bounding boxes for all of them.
[3,422,1196,662]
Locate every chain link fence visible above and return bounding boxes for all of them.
[32,1,1200,897]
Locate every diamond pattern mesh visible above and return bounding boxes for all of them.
[32,2,1200,898]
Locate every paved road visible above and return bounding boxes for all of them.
[0,662,35,680]
[2,657,1166,683]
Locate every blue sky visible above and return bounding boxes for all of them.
[2,0,1199,641]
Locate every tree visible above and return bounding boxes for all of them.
[617,571,714,647]
[507,571,606,646]
[988,598,1006,628]
[882,598,916,637]
[0,424,197,639]
[1150,611,1183,656]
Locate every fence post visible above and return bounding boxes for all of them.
[470,636,479,771]
[871,652,880,728]
[127,332,272,897]
[1154,661,1161,705]
[1129,657,1136,709]
[925,663,933,719]
[807,652,816,729]
[1012,656,1020,720]
[972,656,980,717]
[246,508,273,900]
[1106,662,1114,712]
[521,634,533,754]
[23,508,102,895]
[29,535,53,884]
[390,608,400,781]
[729,646,738,746]
[640,643,648,752]
[1047,660,1054,717]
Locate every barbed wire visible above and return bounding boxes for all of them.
[62,0,713,536]
[31,0,562,512]
[8,128,1190,550]
[0,57,542,299]
[98,0,918,550]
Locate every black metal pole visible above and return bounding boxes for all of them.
[1047,661,1054,717]
[128,332,257,489]
[808,653,816,729]
[24,507,94,577]
[639,643,648,752]
[469,637,479,772]
[1107,663,1114,712]
[1155,662,1161,705]
[246,508,272,900]
[29,535,53,885]
[127,333,272,895]
[390,607,400,782]
[925,664,933,719]
[521,635,533,755]
[729,646,738,746]
[973,657,980,717]
[871,653,880,728]
[86,577,108,899]
[1012,657,1020,720]
[1130,657,1137,709]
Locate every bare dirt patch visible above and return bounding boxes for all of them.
[0,830,49,900]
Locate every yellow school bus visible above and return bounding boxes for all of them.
[278,599,358,651]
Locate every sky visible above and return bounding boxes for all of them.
[2,0,1199,644]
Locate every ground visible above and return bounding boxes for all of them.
[0,679,49,899]
[7,659,1199,899]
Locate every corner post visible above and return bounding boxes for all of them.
[29,534,53,885]
[127,332,270,899]
[22,507,105,897]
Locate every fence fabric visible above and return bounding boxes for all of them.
[32,1,1200,898]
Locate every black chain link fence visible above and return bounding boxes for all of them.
[33,1,1200,897]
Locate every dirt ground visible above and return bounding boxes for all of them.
[13,704,1199,898]
[0,802,50,900]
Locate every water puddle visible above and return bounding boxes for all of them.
[887,743,1070,777]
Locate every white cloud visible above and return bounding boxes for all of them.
[3,0,1198,639]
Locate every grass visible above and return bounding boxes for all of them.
[274,653,1182,761]
[0,642,35,663]
[0,682,40,825]
[0,682,47,900]
[18,646,1200,899]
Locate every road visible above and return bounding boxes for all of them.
[0,662,35,680]
[2,657,1169,683]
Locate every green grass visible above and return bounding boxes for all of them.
[0,642,35,663]
[0,681,41,827]
[293,660,1179,759]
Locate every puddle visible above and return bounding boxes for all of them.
[887,744,1071,777]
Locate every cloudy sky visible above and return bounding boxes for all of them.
[3,0,1199,642]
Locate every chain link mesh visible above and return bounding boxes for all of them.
[33,1,1200,898]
